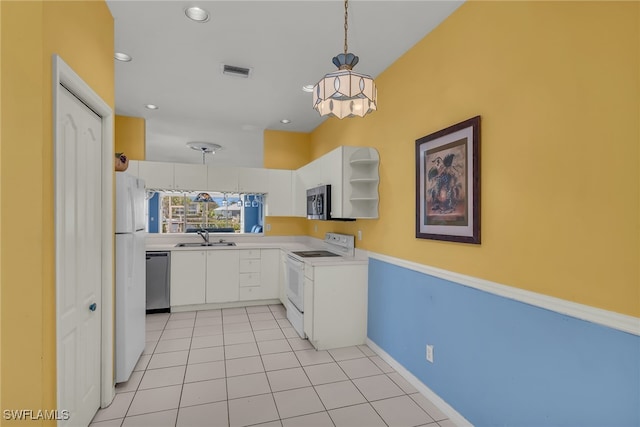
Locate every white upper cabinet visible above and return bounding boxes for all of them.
[207,165,239,192]
[238,167,269,193]
[174,163,207,190]
[131,146,377,218]
[320,148,343,186]
[301,158,322,189]
[293,146,379,219]
[138,161,175,189]
[266,169,293,217]
[293,159,322,217]
[126,160,140,178]
[320,147,344,218]
[292,167,307,218]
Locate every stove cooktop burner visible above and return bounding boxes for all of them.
[292,250,341,258]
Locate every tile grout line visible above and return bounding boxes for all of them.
[223,306,246,427]
[172,311,197,427]
[252,306,283,425]
[120,315,169,423]
[103,306,446,427]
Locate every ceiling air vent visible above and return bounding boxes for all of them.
[222,64,252,78]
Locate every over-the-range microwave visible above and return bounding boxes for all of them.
[307,185,331,220]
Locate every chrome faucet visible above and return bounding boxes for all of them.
[196,229,209,244]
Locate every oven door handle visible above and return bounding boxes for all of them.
[287,254,305,270]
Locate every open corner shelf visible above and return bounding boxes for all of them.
[344,147,380,219]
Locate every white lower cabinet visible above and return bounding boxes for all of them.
[303,263,368,350]
[260,249,280,299]
[303,276,314,339]
[206,250,239,303]
[278,250,288,305]
[170,251,206,306]
[239,250,261,301]
[170,248,284,308]
[239,249,280,301]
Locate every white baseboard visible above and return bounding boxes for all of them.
[171,299,281,313]
[366,338,473,427]
[368,252,640,336]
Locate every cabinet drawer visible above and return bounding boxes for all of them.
[239,258,261,272]
[239,286,260,301]
[239,272,260,287]
[239,249,261,260]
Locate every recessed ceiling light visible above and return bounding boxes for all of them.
[114,52,132,62]
[185,6,210,23]
[280,119,291,124]
[145,104,158,110]
[302,85,314,93]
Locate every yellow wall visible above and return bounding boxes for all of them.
[0,0,3,413]
[263,217,309,237]
[263,130,311,169]
[263,130,312,236]
[115,115,146,160]
[305,1,639,317]
[0,0,114,419]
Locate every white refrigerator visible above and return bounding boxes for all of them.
[115,172,146,383]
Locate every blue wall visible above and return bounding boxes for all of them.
[148,192,159,233]
[368,258,640,427]
[243,195,262,233]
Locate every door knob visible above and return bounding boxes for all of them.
[89,303,97,312]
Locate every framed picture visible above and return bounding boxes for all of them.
[415,116,480,244]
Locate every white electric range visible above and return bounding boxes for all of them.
[285,233,355,338]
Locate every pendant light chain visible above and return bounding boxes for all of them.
[343,0,349,55]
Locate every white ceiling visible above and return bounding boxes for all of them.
[106,1,463,166]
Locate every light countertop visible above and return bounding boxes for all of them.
[145,234,368,266]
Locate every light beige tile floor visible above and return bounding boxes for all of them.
[91,304,455,427]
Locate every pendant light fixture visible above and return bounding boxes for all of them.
[186,141,222,164]
[312,0,377,119]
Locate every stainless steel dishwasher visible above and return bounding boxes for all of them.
[146,251,170,313]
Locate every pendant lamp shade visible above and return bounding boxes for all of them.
[312,0,377,119]
[313,69,377,119]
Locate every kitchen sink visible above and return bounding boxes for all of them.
[175,242,236,247]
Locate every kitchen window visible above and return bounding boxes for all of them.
[148,191,264,234]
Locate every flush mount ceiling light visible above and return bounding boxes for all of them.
[185,6,210,23]
[312,0,377,119]
[302,85,314,93]
[114,52,132,62]
[280,119,291,124]
[187,141,222,164]
[145,104,158,110]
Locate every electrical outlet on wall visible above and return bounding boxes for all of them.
[426,345,434,363]
[357,230,362,241]
[314,224,318,232]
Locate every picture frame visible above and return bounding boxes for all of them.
[415,116,481,244]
